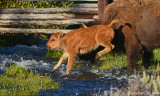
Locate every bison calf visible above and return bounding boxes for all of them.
[46,19,121,75]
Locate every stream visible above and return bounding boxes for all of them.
[0,43,134,96]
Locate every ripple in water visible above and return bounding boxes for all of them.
[0,45,133,96]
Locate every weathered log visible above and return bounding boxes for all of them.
[0,28,72,34]
[0,19,96,26]
[0,14,75,20]
[72,4,98,8]
[19,0,98,1]
[0,8,98,14]
[0,14,97,20]
[75,14,97,19]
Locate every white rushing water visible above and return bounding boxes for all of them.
[0,44,134,96]
[0,45,52,72]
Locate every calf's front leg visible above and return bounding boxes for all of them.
[66,55,76,75]
[52,52,68,72]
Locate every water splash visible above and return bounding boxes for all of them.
[0,44,133,96]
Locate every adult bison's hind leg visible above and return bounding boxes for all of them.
[122,26,143,72]
[142,49,153,69]
[125,37,143,72]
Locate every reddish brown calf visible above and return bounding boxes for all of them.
[46,19,121,75]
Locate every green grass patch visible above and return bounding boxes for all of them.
[73,62,90,68]
[0,64,61,96]
[92,52,127,69]
[148,48,160,71]
[45,48,160,71]
[92,48,160,70]
[0,1,73,8]
[45,50,63,58]
[153,48,160,61]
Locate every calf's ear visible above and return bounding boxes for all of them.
[60,32,66,38]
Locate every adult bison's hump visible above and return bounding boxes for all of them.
[135,5,160,50]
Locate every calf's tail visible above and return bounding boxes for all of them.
[107,19,132,29]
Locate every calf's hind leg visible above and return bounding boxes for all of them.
[95,44,114,60]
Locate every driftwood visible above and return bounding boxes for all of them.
[0,14,75,20]
[0,28,72,34]
[0,8,98,15]
[19,0,98,1]
[72,4,98,8]
[0,19,95,26]
[0,14,97,20]
[0,0,101,34]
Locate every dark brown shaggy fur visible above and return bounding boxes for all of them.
[134,5,160,68]
[101,0,160,71]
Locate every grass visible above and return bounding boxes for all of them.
[0,64,61,96]
[111,68,160,96]
[96,48,160,70]
[93,52,127,69]
[149,48,160,71]
[0,1,73,8]
[45,50,63,58]
[45,48,160,71]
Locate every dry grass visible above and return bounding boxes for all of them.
[111,64,160,96]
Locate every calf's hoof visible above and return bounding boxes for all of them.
[51,69,56,73]
[95,56,100,62]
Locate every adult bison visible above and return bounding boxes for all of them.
[101,0,160,71]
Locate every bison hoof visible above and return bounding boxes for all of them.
[51,69,56,73]
[95,57,100,62]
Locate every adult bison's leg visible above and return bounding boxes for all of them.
[142,49,153,69]
[125,38,140,71]
[123,26,143,71]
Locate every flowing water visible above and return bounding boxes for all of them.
[0,43,134,96]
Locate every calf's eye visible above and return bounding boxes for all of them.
[51,39,55,41]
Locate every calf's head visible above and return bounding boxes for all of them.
[46,32,65,50]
